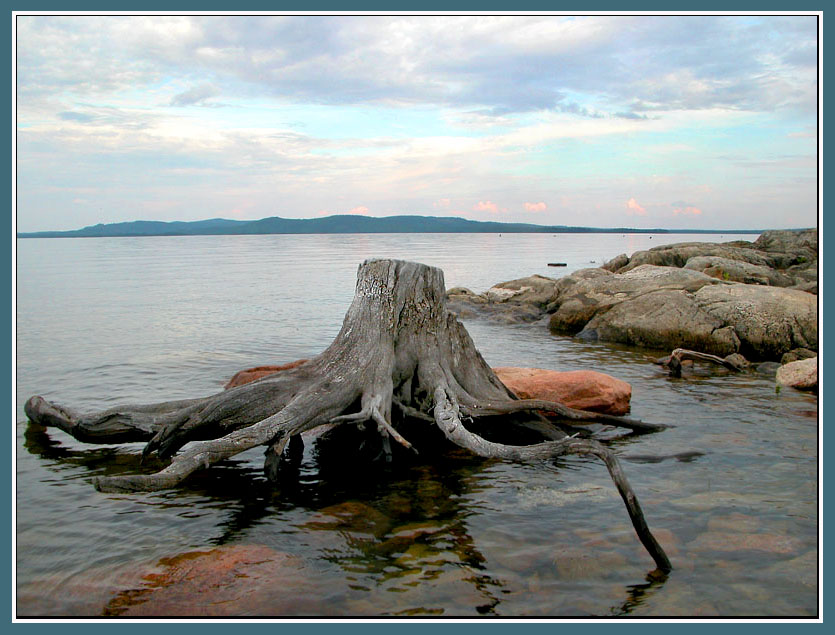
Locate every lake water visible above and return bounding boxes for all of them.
[14,233,819,618]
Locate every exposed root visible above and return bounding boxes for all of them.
[433,386,672,572]
[460,398,668,433]
[330,401,417,453]
[95,391,335,493]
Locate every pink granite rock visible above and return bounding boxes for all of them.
[224,359,308,389]
[493,367,632,415]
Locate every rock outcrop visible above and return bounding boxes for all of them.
[447,275,558,324]
[547,265,817,360]
[450,229,817,363]
[602,229,817,292]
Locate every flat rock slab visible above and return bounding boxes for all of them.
[493,367,631,415]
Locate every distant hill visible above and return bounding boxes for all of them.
[16,214,764,238]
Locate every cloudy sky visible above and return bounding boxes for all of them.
[16,14,818,231]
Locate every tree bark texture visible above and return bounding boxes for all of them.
[25,258,671,572]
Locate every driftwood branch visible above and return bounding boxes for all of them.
[656,348,747,377]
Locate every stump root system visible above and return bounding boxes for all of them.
[25,259,671,572]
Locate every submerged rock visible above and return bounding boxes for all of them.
[493,367,632,415]
[103,545,318,617]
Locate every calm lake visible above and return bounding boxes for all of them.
[14,232,819,617]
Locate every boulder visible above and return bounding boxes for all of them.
[753,228,817,263]
[683,256,793,287]
[484,274,558,306]
[224,359,308,389]
[493,366,631,415]
[694,284,817,360]
[602,253,629,272]
[579,289,740,356]
[546,262,817,361]
[781,348,817,365]
[446,275,558,324]
[776,357,818,392]
[548,265,721,335]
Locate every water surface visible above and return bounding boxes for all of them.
[15,233,818,617]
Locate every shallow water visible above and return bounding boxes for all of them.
[15,233,819,617]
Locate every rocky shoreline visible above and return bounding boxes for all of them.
[448,229,818,392]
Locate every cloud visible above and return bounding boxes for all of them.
[348,205,370,215]
[433,198,451,208]
[524,201,547,212]
[625,197,647,215]
[672,205,703,216]
[170,83,221,106]
[473,200,499,213]
[16,16,817,115]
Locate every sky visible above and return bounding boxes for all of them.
[15,14,819,232]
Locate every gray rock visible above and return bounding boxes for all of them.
[684,255,794,287]
[790,281,818,295]
[618,241,785,273]
[694,284,818,360]
[446,277,556,324]
[601,253,629,272]
[548,265,721,335]
[484,274,558,306]
[753,228,817,263]
[723,353,750,370]
[546,262,816,361]
[579,289,740,355]
[781,348,817,365]
[446,287,487,303]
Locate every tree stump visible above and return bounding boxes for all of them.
[25,258,671,572]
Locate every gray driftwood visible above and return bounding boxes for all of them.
[656,348,747,377]
[25,258,671,572]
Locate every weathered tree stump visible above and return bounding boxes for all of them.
[25,258,671,571]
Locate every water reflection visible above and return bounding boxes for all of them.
[22,417,674,616]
